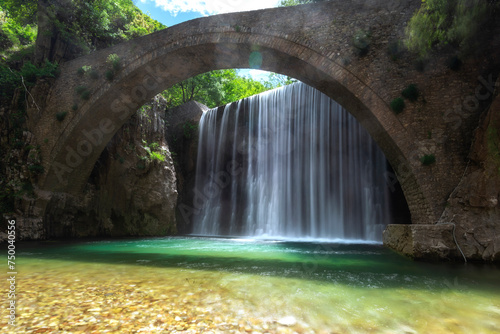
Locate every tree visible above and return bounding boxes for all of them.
[162,70,233,108]
[0,0,166,58]
[264,72,297,88]
[405,0,492,57]
[0,0,37,26]
[161,70,296,109]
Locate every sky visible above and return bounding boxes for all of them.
[134,0,283,81]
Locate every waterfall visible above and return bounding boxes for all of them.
[192,83,391,241]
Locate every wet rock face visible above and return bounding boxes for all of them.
[43,95,178,238]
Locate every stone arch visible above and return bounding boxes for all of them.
[35,10,433,224]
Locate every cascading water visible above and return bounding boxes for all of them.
[192,83,392,241]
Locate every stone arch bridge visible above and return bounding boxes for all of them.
[27,0,499,260]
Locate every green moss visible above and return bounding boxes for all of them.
[352,30,371,57]
[107,54,121,72]
[81,90,91,100]
[402,84,420,102]
[56,111,68,122]
[390,97,405,114]
[89,69,100,80]
[420,154,436,165]
[105,69,114,81]
[150,151,165,162]
[183,120,198,139]
[28,164,45,174]
[76,85,87,95]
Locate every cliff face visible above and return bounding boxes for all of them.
[43,95,178,238]
[164,101,206,234]
[438,79,500,261]
[1,94,178,240]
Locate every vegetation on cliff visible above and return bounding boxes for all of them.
[0,0,165,59]
[0,0,165,215]
[405,0,497,57]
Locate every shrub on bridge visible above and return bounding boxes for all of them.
[56,111,67,122]
[402,84,419,102]
[390,97,405,114]
[420,154,436,165]
[352,30,371,57]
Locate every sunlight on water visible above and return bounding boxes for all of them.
[2,237,500,333]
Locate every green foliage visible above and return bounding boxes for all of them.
[76,86,87,95]
[162,69,296,109]
[0,60,58,103]
[28,164,44,174]
[148,142,160,151]
[390,97,405,114]
[81,90,91,100]
[0,0,37,26]
[352,30,371,57]
[105,69,114,81]
[420,154,436,165]
[0,64,19,101]
[142,140,166,162]
[136,161,146,170]
[89,69,99,80]
[1,0,165,59]
[76,85,91,99]
[402,84,419,102]
[107,53,121,71]
[183,121,198,139]
[405,0,490,57]
[56,111,68,122]
[149,151,165,162]
[19,60,59,84]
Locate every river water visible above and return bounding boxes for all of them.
[3,237,499,333]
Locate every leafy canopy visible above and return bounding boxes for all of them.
[405,0,490,57]
[162,69,296,109]
[0,0,166,57]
